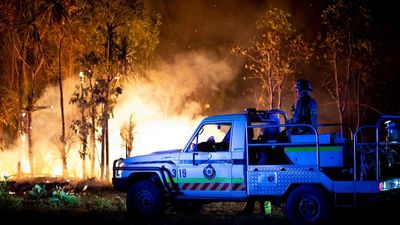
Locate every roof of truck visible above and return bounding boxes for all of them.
[201,109,287,123]
[201,113,246,123]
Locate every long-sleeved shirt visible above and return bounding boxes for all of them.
[288,94,318,133]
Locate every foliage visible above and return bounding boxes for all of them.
[29,184,48,202]
[70,52,101,178]
[90,195,119,211]
[232,7,312,110]
[0,0,160,180]
[50,132,76,157]
[50,131,77,176]
[0,176,22,211]
[49,186,81,208]
[72,0,160,180]
[0,86,19,129]
[76,0,161,77]
[318,0,374,128]
[120,114,136,157]
[70,80,92,159]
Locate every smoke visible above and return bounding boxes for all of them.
[0,51,241,177]
[0,77,81,177]
[0,0,326,178]
[111,51,240,156]
[32,77,81,176]
[150,0,320,55]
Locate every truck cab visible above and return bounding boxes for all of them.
[113,109,400,225]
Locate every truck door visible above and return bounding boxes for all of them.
[177,122,233,197]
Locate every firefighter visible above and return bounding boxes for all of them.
[287,79,318,134]
[275,79,318,162]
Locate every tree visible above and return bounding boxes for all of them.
[232,7,312,110]
[0,86,19,151]
[0,31,19,148]
[71,52,101,179]
[40,0,74,177]
[1,0,54,175]
[318,0,374,128]
[76,0,160,180]
[120,114,136,158]
[50,131,75,177]
[70,76,92,179]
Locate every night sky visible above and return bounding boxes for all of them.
[147,0,400,119]
[150,0,399,55]
[150,0,327,56]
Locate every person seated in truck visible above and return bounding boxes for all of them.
[287,79,318,134]
[278,79,318,142]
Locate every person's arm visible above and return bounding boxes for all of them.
[289,99,302,124]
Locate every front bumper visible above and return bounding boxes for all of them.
[112,158,127,192]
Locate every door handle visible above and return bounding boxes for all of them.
[193,152,198,166]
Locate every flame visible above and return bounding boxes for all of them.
[0,52,238,179]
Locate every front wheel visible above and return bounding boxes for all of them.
[126,180,165,218]
[284,185,330,225]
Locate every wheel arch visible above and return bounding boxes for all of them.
[126,172,164,193]
[284,183,333,225]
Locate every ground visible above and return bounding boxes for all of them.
[1,178,400,225]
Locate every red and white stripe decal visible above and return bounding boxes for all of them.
[180,183,245,191]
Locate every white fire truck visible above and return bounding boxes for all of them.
[112,109,400,225]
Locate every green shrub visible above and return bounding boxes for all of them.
[0,176,22,211]
[29,184,47,201]
[50,186,81,208]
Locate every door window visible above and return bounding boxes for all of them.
[189,123,232,152]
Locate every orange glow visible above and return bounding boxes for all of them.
[0,52,237,179]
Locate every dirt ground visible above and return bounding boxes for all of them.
[1,178,400,225]
[1,198,399,225]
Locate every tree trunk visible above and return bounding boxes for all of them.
[16,39,24,177]
[27,109,34,175]
[105,118,110,180]
[90,105,96,178]
[89,78,96,178]
[81,83,88,179]
[82,149,87,179]
[61,148,68,177]
[82,137,87,179]
[355,73,361,129]
[58,37,66,147]
[104,23,113,181]
[332,53,345,133]
[57,37,68,178]
[100,110,105,180]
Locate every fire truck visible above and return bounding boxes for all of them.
[112,108,400,225]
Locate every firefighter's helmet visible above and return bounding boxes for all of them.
[295,79,313,92]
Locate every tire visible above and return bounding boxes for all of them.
[126,180,165,218]
[284,185,330,225]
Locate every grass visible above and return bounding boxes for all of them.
[1,177,400,225]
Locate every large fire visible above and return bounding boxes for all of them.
[0,52,240,179]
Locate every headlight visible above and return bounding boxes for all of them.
[114,158,125,178]
[380,178,400,191]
